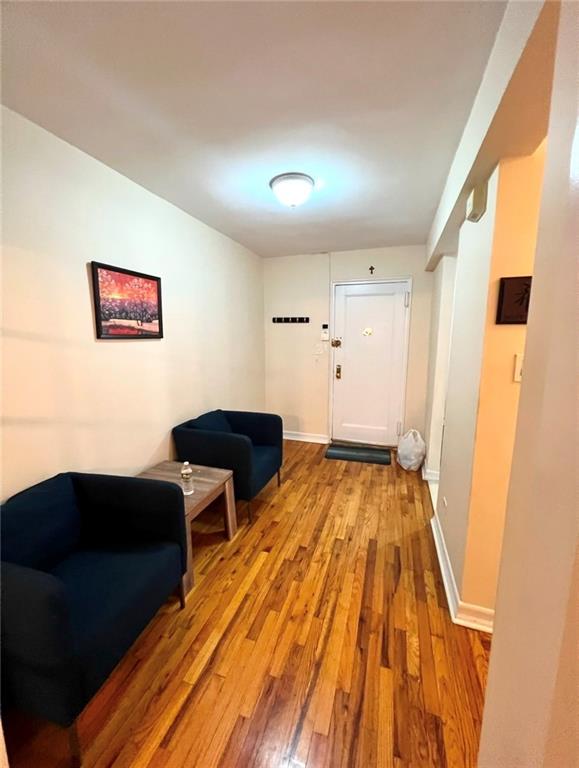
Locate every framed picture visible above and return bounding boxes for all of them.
[91,262,163,339]
[496,276,532,325]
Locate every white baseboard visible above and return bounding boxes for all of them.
[426,478,439,510]
[283,431,330,445]
[430,513,460,617]
[455,601,495,634]
[422,465,440,482]
[430,513,494,634]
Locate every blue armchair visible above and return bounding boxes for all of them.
[172,410,283,519]
[1,472,187,765]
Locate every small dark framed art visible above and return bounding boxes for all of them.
[91,261,163,339]
[496,276,532,325]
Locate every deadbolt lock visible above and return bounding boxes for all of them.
[331,338,342,348]
[335,364,342,379]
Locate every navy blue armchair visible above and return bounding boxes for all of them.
[1,472,187,765]
[172,410,283,519]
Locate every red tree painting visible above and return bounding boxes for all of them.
[91,262,163,339]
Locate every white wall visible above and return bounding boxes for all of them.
[436,145,545,618]
[461,146,544,610]
[478,1,578,761]
[264,253,331,439]
[423,255,456,477]
[436,168,499,591]
[1,108,265,499]
[264,245,432,442]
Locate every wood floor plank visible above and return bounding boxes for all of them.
[183,551,269,686]
[416,598,441,717]
[312,570,355,736]
[337,547,367,694]
[377,666,394,768]
[4,441,491,768]
[432,634,469,768]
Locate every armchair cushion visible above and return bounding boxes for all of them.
[51,544,181,698]
[2,474,80,570]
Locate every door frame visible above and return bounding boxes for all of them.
[328,277,413,445]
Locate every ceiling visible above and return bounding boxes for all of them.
[2,2,506,258]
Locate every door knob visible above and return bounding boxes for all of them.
[336,364,342,379]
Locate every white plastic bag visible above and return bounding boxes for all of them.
[397,429,426,471]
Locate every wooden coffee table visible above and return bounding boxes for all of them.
[138,460,237,594]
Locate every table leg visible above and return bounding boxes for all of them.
[183,514,194,594]
[224,477,238,539]
[178,577,187,609]
[69,723,81,768]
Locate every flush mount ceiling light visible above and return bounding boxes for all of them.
[269,172,315,207]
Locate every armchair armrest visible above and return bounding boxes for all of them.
[172,427,253,499]
[70,474,187,572]
[1,561,76,668]
[224,411,283,449]
[1,561,84,725]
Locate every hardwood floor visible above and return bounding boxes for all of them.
[5,441,491,768]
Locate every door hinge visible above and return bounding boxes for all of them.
[404,292,410,308]
[396,421,402,436]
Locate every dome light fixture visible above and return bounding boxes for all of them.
[269,172,315,208]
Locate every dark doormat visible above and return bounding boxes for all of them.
[325,442,391,465]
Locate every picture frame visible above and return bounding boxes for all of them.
[496,276,532,325]
[90,261,163,339]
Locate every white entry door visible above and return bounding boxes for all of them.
[331,280,410,445]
